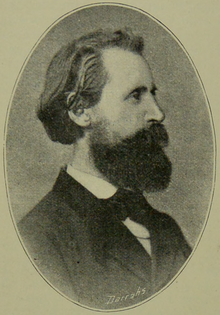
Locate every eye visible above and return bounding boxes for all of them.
[126,87,147,103]
[131,90,142,101]
[125,86,148,104]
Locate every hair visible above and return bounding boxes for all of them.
[38,28,144,144]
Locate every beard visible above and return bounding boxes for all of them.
[90,123,172,192]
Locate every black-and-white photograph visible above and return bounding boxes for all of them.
[4,3,215,311]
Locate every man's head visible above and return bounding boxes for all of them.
[38,29,144,144]
[38,28,172,191]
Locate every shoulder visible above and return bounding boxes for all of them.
[149,208,192,258]
[148,206,183,232]
[17,185,82,263]
[152,210,182,232]
[17,191,64,256]
[17,190,76,293]
[18,190,67,235]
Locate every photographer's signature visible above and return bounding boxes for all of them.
[106,286,147,305]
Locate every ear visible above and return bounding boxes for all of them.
[68,108,91,127]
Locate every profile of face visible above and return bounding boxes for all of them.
[89,48,172,191]
[90,48,165,144]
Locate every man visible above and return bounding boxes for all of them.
[18,29,191,310]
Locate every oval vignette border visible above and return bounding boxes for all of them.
[3,2,216,312]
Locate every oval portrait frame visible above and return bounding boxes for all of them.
[4,2,216,312]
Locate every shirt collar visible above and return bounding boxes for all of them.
[66,164,117,199]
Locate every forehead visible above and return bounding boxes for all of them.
[101,48,153,92]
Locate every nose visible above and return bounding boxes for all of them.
[144,96,165,124]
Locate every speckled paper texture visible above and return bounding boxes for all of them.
[1,1,219,314]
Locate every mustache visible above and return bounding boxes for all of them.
[109,123,169,151]
[147,123,169,147]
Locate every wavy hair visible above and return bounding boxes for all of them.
[38,29,144,144]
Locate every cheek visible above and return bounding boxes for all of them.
[114,108,146,137]
[100,100,122,122]
[91,97,147,141]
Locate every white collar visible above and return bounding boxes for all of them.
[66,164,117,199]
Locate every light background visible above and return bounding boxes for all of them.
[1,1,220,315]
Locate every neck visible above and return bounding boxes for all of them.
[70,136,108,180]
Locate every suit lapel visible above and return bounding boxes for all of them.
[124,202,179,291]
[144,211,179,291]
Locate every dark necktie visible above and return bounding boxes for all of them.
[108,188,153,230]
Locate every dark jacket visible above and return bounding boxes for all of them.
[18,169,191,310]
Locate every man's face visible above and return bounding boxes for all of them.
[90,48,165,145]
[89,48,171,191]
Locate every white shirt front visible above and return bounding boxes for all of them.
[67,164,151,256]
